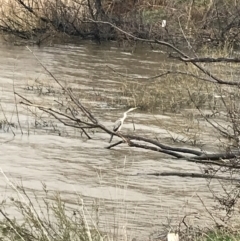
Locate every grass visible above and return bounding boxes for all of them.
[0,168,104,241]
[117,67,217,113]
[1,186,240,241]
[197,229,240,241]
[0,186,104,241]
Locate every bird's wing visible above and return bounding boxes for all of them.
[113,119,122,132]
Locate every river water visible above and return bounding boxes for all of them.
[0,41,233,240]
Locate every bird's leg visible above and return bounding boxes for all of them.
[109,131,122,143]
[109,134,114,143]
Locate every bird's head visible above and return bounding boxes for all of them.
[126,107,139,113]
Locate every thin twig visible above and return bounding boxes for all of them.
[0,103,15,136]
[13,80,23,135]
[138,171,240,182]
[0,209,26,241]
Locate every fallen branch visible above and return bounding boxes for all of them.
[17,89,240,165]
[17,47,240,170]
[137,171,240,181]
[171,56,240,63]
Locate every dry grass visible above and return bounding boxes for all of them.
[1,0,240,46]
[197,229,240,241]
[0,0,41,31]
[113,43,240,114]
[1,183,240,241]
[117,67,216,113]
[0,183,105,241]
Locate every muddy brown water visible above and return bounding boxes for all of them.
[0,42,234,240]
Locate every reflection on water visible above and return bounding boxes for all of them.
[0,41,226,239]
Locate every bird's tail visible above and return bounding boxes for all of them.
[109,134,114,143]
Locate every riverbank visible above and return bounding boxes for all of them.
[0,0,240,48]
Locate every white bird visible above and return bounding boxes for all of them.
[109,107,138,143]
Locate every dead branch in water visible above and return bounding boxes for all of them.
[12,46,240,175]
[136,171,240,182]
[170,56,240,63]
[14,91,240,168]
[18,89,240,166]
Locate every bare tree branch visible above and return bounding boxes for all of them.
[171,56,240,63]
[137,171,240,182]
[88,19,240,86]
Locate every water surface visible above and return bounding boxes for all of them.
[0,42,228,240]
